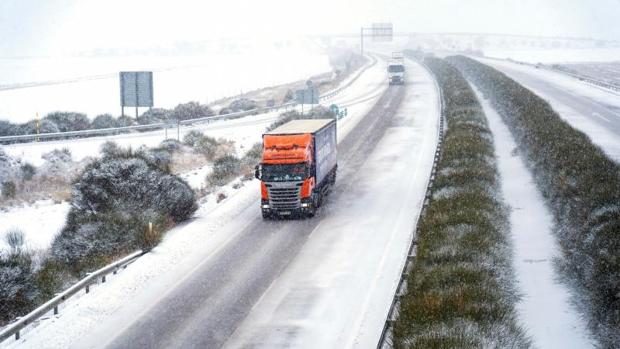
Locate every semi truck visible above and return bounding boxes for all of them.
[388,51,405,85]
[254,119,337,218]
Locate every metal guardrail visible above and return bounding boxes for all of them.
[0,103,295,143]
[376,58,446,349]
[0,55,377,144]
[0,250,144,343]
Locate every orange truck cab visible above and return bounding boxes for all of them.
[254,119,337,219]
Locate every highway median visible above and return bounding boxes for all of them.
[392,56,530,348]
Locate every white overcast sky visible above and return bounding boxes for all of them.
[2,0,620,56]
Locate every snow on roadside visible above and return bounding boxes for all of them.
[474,87,593,348]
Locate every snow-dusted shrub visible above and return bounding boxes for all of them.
[50,146,196,273]
[183,130,204,147]
[0,148,20,184]
[91,114,118,129]
[282,89,294,104]
[392,57,530,348]
[40,148,73,177]
[18,119,60,135]
[0,243,38,325]
[194,134,219,159]
[2,181,16,198]
[242,142,262,165]
[220,98,259,115]
[42,148,72,163]
[159,139,182,153]
[449,55,620,346]
[116,115,136,127]
[44,111,90,132]
[137,108,171,125]
[172,101,214,121]
[20,163,36,181]
[0,120,17,136]
[240,142,263,178]
[208,155,241,187]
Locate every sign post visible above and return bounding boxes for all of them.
[120,71,154,119]
[295,83,319,116]
[34,112,40,142]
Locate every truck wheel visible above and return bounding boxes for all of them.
[262,211,271,220]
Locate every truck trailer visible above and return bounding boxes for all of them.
[255,119,337,218]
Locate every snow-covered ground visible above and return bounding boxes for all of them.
[0,53,392,349]
[0,48,330,123]
[0,200,69,252]
[224,60,439,349]
[478,57,620,163]
[484,48,620,64]
[475,88,593,348]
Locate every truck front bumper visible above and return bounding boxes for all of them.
[261,199,313,217]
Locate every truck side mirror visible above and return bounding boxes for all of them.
[254,165,261,180]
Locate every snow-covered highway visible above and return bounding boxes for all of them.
[3,56,440,349]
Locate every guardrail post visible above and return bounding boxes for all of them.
[85,285,89,294]
[54,306,58,315]
[15,330,19,340]
[102,275,106,283]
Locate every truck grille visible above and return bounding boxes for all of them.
[267,183,302,210]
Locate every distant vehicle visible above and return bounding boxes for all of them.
[388,52,405,85]
[255,119,337,218]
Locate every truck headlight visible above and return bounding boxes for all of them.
[262,204,270,209]
[301,203,310,208]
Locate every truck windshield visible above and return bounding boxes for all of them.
[388,65,405,73]
[262,163,308,182]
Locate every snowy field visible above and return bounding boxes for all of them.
[475,88,593,348]
[484,48,620,64]
[0,48,330,123]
